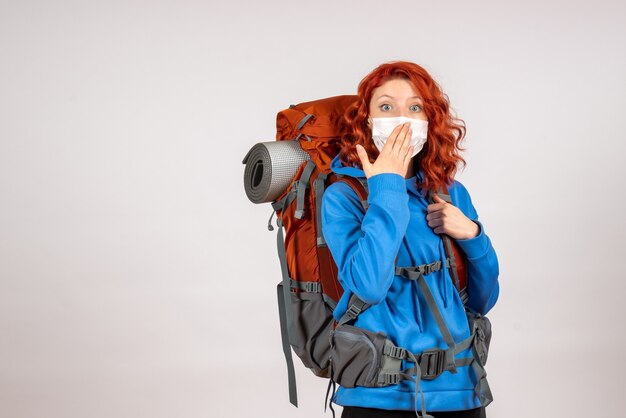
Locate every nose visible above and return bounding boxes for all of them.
[398,104,411,118]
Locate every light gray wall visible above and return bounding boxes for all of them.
[1,1,624,417]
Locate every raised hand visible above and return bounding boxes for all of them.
[356,122,414,179]
[427,194,480,240]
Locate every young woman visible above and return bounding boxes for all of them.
[321,61,500,418]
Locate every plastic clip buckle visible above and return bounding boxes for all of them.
[305,282,320,293]
[385,345,407,360]
[381,373,400,385]
[346,304,362,319]
[420,349,446,380]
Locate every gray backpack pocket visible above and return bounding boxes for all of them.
[467,311,492,365]
[328,324,388,388]
[290,289,335,377]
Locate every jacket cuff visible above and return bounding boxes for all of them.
[455,220,490,260]
[367,173,406,204]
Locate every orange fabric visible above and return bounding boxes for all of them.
[276,95,357,173]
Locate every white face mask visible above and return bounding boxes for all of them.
[370,116,428,157]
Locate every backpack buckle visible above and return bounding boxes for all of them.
[378,373,400,385]
[345,304,362,319]
[383,344,407,360]
[415,260,441,276]
[419,349,446,380]
[304,282,321,293]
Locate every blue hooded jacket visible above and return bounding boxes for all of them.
[320,154,500,412]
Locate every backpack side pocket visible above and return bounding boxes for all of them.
[290,288,335,377]
[329,324,387,388]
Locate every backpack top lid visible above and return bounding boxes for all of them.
[276,95,358,140]
[276,95,358,174]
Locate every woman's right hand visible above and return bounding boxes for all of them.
[356,122,414,179]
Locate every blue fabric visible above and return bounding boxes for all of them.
[321,154,500,412]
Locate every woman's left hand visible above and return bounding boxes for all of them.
[426,194,480,240]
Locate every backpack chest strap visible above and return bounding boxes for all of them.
[395,258,451,279]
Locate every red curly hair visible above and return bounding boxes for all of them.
[339,61,467,196]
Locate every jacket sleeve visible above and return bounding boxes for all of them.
[454,186,500,315]
[321,173,410,305]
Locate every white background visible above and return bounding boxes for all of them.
[1,1,625,417]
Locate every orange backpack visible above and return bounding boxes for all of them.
[263,95,472,408]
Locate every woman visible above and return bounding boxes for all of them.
[320,61,500,418]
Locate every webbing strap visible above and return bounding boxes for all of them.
[276,217,298,406]
[471,341,493,407]
[395,258,450,280]
[430,187,469,309]
[438,187,461,294]
[453,357,474,367]
[296,113,314,130]
[295,160,315,219]
[271,187,297,213]
[405,351,434,418]
[322,294,338,311]
[337,293,370,326]
[314,172,328,246]
[380,330,474,377]
[335,175,369,211]
[443,234,460,290]
[290,279,322,293]
[324,358,337,418]
[454,332,475,354]
[415,272,457,373]
[276,283,298,407]
[376,339,481,417]
[459,288,469,305]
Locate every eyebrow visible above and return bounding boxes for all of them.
[377,94,422,101]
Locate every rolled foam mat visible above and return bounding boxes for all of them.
[242,140,310,204]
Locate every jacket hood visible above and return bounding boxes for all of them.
[330,153,366,177]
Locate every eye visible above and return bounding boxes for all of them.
[410,104,422,112]
[380,104,392,111]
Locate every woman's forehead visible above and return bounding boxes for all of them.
[372,78,421,100]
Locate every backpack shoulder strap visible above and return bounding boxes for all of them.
[429,185,469,305]
[334,175,369,211]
